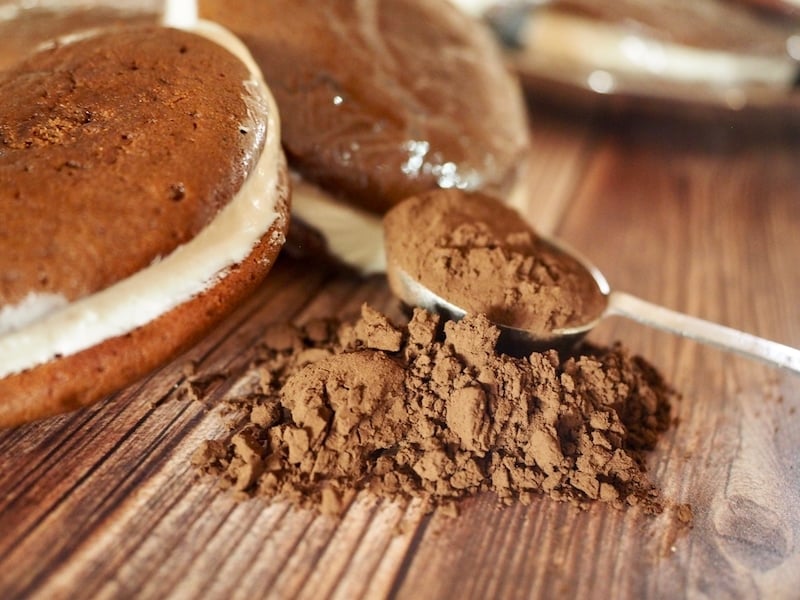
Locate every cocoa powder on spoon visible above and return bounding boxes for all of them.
[383,189,607,337]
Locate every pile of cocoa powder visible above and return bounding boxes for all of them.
[192,303,676,516]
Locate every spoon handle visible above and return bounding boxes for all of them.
[606,291,800,375]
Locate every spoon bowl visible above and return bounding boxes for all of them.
[387,234,800,375]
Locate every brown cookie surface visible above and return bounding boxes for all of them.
[732,0,800,18]
[1,25,265,306]
[0,4,159,73]
[199,0,530,214]
[545,0,796,55]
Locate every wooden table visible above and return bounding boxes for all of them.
[1,100,799,599]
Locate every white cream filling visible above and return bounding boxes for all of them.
[0,293,69,335]
[521,10,798,87]
[291,176,387,275]
[0,19,282,379]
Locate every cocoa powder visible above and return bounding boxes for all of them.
[383,190,607,335]
[193,304,675,516]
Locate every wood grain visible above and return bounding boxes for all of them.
[1,105,799,600]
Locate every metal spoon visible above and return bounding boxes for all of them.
[386,236,800,375]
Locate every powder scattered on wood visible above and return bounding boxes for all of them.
[192,304,676,517]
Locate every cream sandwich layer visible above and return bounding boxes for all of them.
[521,10,798,87]
[291,176,387,275]
[0,19,282,379]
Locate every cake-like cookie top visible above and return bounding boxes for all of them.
[0,25,268,307]
[545,0,795,55]
[0,5,158,72]
[200,0,530,213]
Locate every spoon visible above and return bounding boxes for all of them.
[387,235,800,375]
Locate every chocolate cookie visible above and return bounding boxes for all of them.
[504,0,798,85]
[733,0,800,18]
[0,22,290,426]
[542,0,796,53]
[0,3,159,72]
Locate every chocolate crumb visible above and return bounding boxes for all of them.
[676,503,694,526]
[169,182,185,201]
